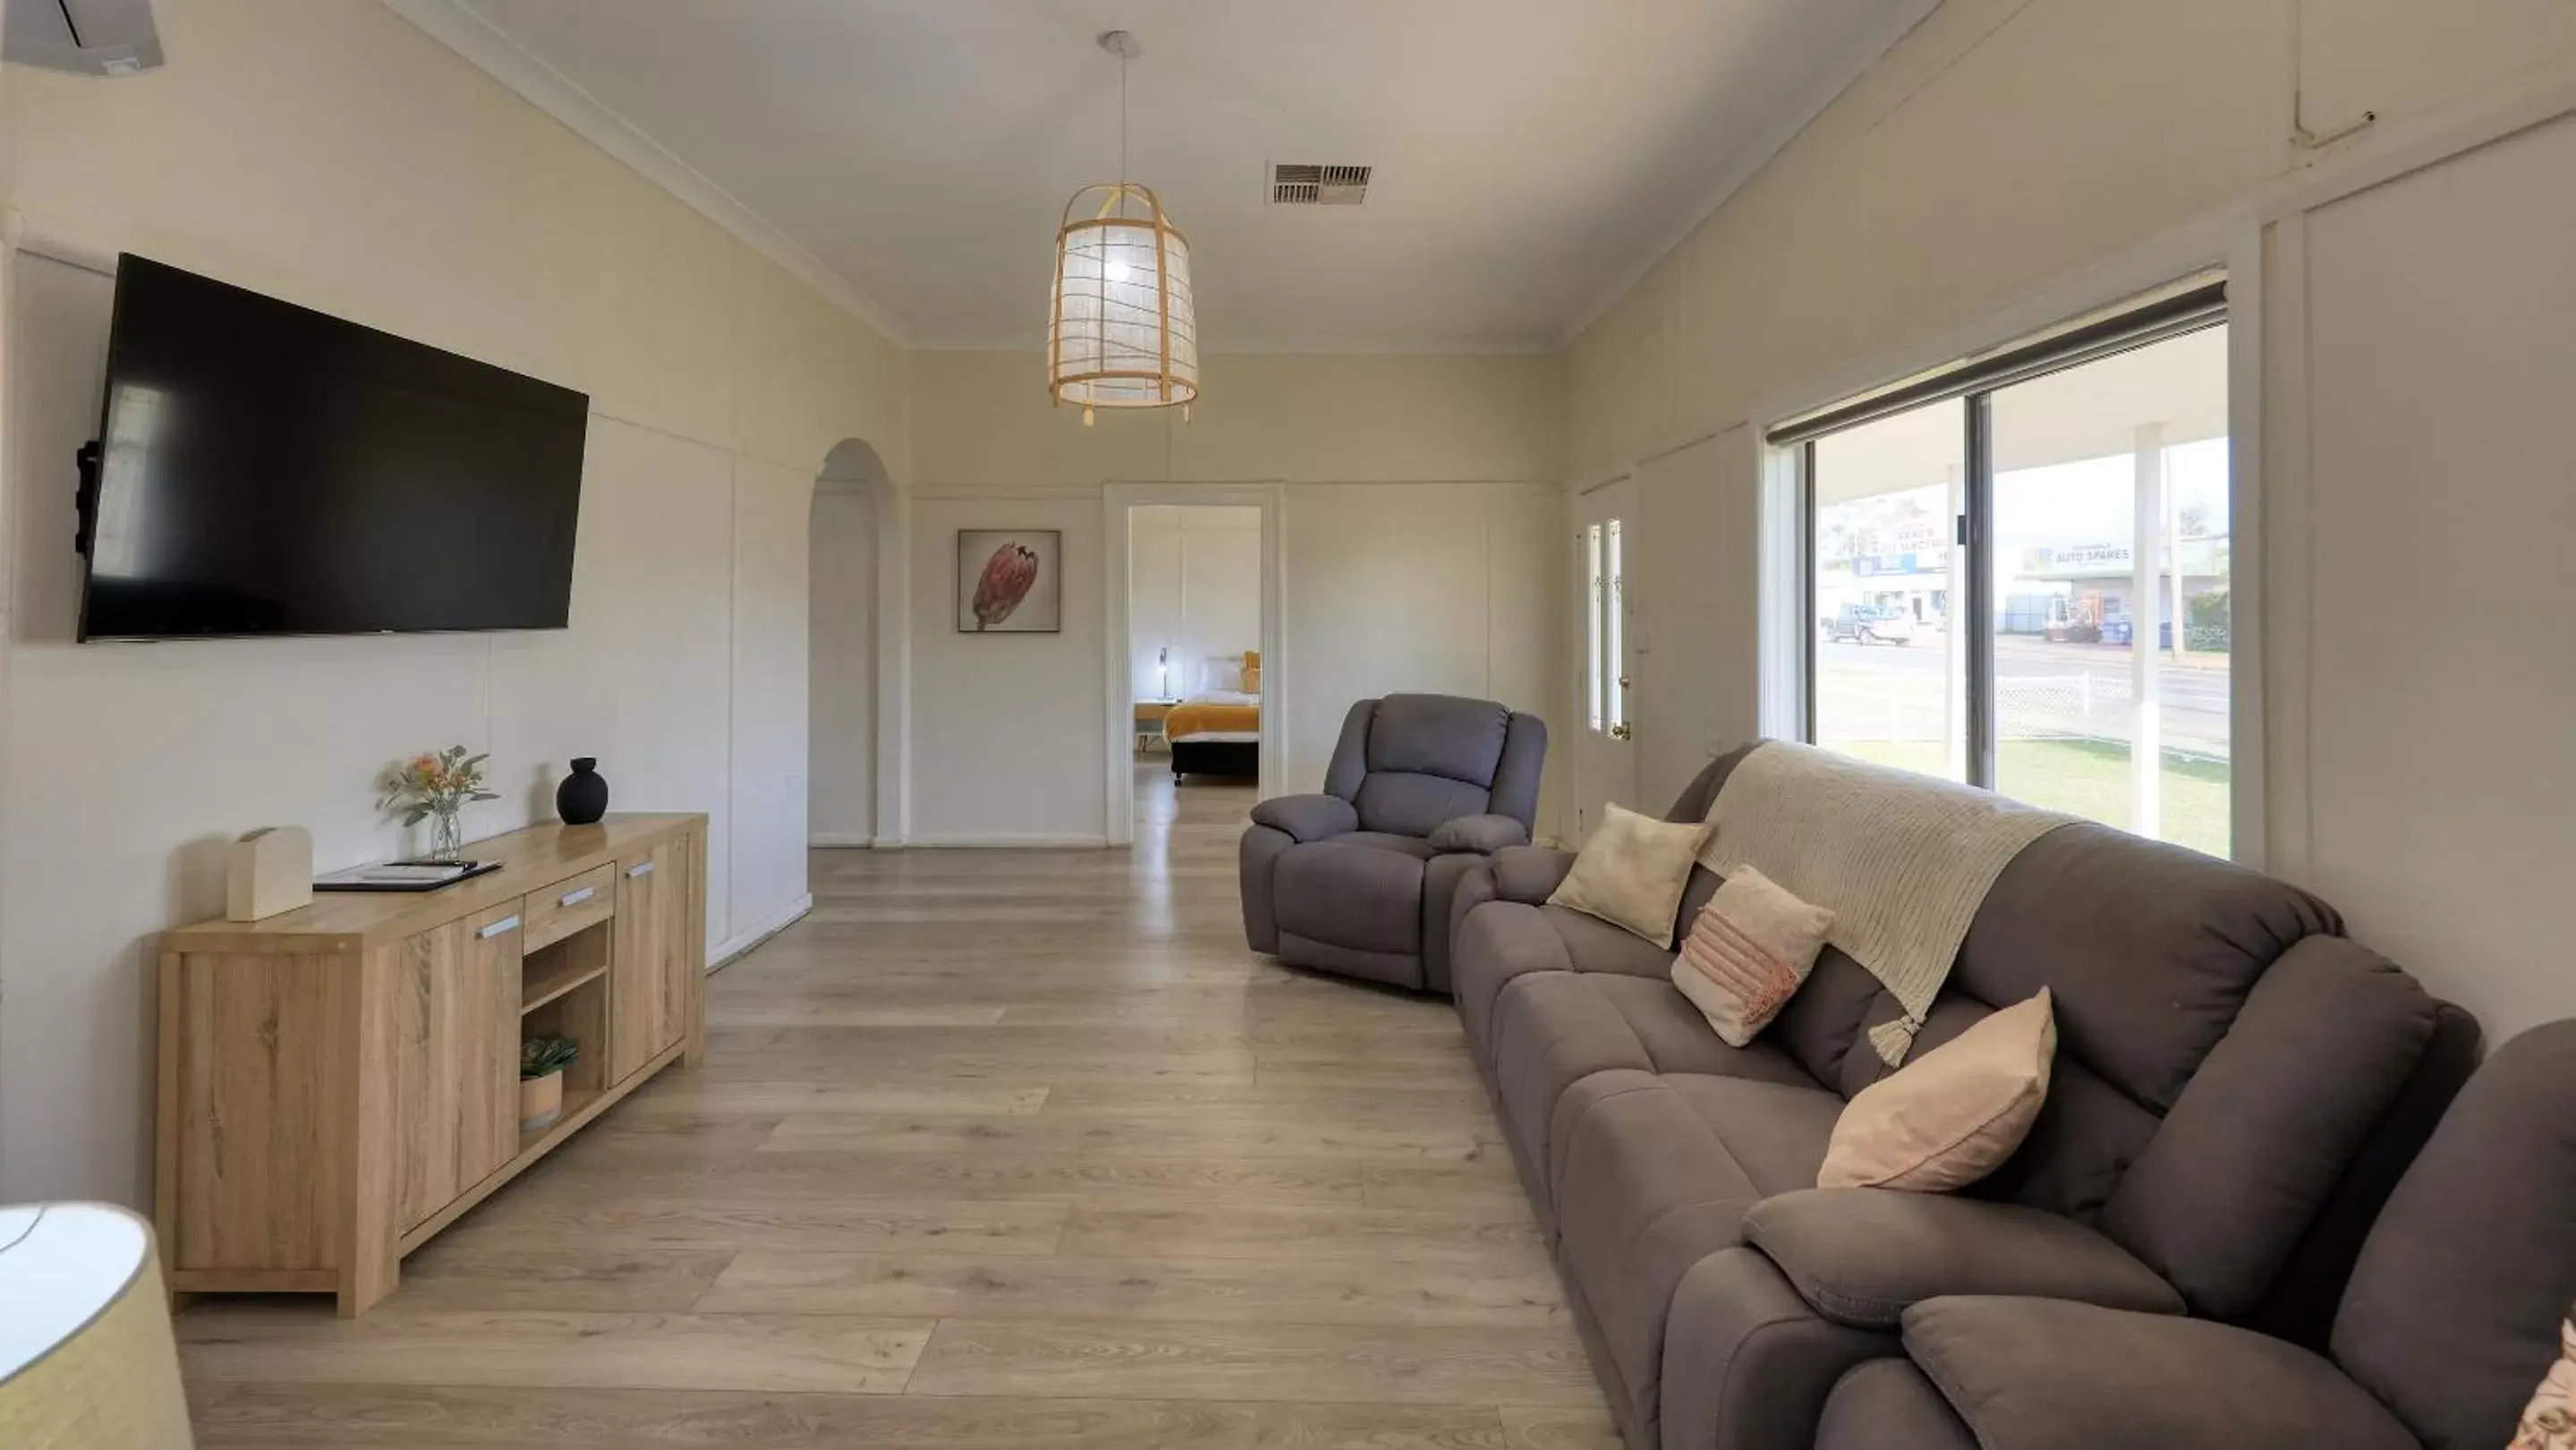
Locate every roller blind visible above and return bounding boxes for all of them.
[1766,276,2228,448]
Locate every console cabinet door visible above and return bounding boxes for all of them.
[392,902,521,1231]
[609,840,686,1082]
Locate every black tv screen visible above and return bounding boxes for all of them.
[76,256,588,641]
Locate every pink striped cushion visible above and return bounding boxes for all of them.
[1673,866,1834,1047]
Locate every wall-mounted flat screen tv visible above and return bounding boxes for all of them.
[75,255,589,641]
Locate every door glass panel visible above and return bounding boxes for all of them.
[1605,520,1626,730]
[1585,525,1604,733]
[1987,325,2230,855]
[1810,400,1968,779]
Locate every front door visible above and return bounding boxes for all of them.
[1570,475,1638,843]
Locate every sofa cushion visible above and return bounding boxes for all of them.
[2334,1020,2576,1450]
[1337,830,1436,859]
[1355,772,1492,838]
[1273,840,1424,956]
[1771,947,1888,1088]
[1816,1360,1978,1450]
[1487,970,1815,1187]
[1550,1070,1844,1435]
[1957,823,2339,1113]
[1366,692,1509,782]
[2101,936,2436,1318]
[1745,1190,2183,1330]
[1903,1297,2417,1450]
[1528,903,1674,981]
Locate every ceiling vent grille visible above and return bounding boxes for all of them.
[1269,163,1372,206]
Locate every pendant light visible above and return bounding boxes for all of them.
[1048,30,1197,425]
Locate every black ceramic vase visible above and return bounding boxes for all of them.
[556,757,608,825]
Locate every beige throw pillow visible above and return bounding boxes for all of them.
[1674,868,1835,1047]
[1547,803,1709,948]
[1819,989,2056,1192]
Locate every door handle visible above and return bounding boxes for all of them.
[625,861,656,879]
[557,886,595,908]
[1609,722,1633,741]
[1618,675,1631,688]
[476,915,522,940]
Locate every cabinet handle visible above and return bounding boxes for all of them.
[557,886,595,908]
[477,915,522,940]
[626,860,656,879]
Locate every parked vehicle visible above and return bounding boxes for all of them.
[1824,603,1915,645]
[2042,593,2102,644]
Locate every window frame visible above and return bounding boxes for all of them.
[1787,279,2236,847]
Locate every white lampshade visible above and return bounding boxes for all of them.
[1049,182,1198,422]
[0,1203,194,1450]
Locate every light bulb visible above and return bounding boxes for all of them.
[1105,260,1132,283]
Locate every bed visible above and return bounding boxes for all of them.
[1164,652,1262,780]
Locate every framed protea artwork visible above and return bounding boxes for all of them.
[956,529,1062,633]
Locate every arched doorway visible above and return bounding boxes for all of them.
[810,439,906,847]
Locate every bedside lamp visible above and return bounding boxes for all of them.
[0,1203,193,1449]
[1157,645,1170,699]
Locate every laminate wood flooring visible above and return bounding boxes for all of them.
[180,762,1620,1448]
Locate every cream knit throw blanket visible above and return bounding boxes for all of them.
[1696,740,2074,1065]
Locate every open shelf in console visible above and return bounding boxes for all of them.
[519,917,612,1153]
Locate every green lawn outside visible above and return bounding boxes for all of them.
[1832,738,2231,858]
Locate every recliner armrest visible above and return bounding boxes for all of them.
[1745,1189,2185,1330]
[1900,1296,2417,1450]
[1489,844,1576,904]
[1427,814,1530,854]
[1247,793,1358,844]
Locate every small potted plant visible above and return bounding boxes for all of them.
[378,746,499,861]
[520,1036,578,1131]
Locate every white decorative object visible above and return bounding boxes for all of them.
[225,825,312,922]
[1047,31,1198,424]
[0,1202,194,1449]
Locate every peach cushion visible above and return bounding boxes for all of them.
[1548,803,1711,950]
[1819,988,2057,1192]
[1673,867,1836,1047]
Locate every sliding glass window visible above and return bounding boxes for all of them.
[1784,284,2232,857]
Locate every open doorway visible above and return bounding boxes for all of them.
[1102,484,1285,848]
[809,439,905,849]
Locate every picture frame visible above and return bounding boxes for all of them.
[956,528,1063,633]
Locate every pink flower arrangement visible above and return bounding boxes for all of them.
[378,745,497,827]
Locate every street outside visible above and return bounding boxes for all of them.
[1817,631,2231,856]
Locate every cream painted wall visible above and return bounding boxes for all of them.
[0,0,909,1206]
[907,495,1106,845]
[914,351,1562,489]
[907,350,1567,844]
[1130,506,1262,701]
[1564,0,2576,1032]
[809,491,877,844]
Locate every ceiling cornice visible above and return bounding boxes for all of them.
[1555,0,1941,349]
[380,0,918,346]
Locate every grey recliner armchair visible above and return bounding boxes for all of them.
[1240,694,1545,994]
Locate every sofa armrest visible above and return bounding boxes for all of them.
[1900,1296,2417,1450]
[1427,814,1530,854]
[1247,793,1357,844]
[1490,844,1577,905]
[1744,1189,2184,1330]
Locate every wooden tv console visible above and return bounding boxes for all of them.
[154,814,707,1316]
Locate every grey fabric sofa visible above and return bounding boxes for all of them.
[1240,694,1545,993]
[1815,1018,2576,1450]
[1444,744,2481,1450]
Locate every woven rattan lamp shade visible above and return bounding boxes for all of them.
[1048,182,1197,422]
